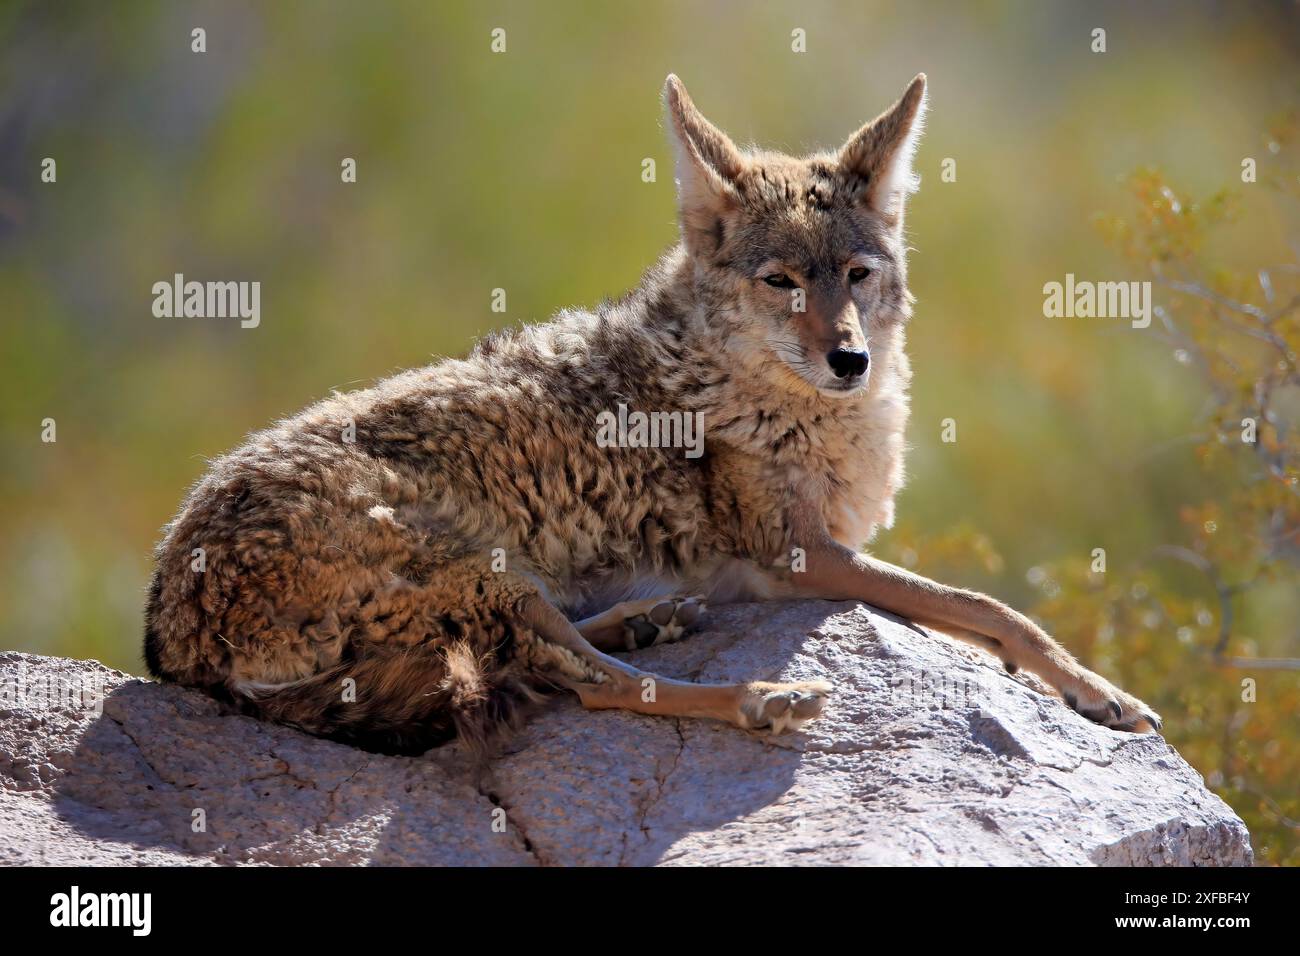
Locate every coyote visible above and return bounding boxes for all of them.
[145,74,1161,756]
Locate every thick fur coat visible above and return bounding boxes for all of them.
[145,74,1160,756]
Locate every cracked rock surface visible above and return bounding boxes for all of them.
[0,602,1252,865]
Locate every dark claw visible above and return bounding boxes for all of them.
[1108,700,1123,722]
[1003,660,1018,674]
[1064,693,1078,711]
[627,616,660,648]
[1145,713,1163,732]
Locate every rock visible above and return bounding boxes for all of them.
[0,601,1252,865]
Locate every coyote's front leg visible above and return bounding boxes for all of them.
[782,535,1162,733]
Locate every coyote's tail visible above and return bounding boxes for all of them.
[220,639,549,757]
[144,563,556,758]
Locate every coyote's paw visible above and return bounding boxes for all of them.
[623,596,706,650]
[1057,668,1162,734]
[737,680,833,734]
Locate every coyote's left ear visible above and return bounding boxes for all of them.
[663,74,747,257]
[839,74,927,222]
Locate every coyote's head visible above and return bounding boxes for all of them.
[664,74,926,397]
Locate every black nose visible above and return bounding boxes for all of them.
[826,348,870,379]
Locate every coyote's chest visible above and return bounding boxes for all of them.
[821,394,909,547]
[760,399,904,554]
[706,343,911,552]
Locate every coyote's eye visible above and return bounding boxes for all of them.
[762,273,798,289]
[848,266,872,284]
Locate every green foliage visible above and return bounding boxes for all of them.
[888,115,1300,864]
[1090,130,1299,865]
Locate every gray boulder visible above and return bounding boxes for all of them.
[0,601,1252,865]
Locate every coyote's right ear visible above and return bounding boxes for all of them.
[663,74,746,257]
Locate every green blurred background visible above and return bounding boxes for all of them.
[1,1,1297,861]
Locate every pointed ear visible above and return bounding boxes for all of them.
[663,74,746,256]
[839,74,927,221]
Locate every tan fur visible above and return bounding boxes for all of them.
[145,74,1159,757]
